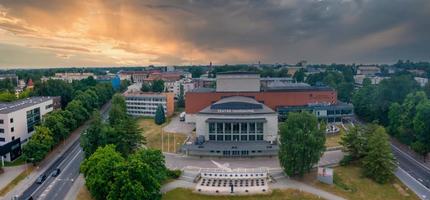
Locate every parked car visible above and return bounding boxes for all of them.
[36,174,47,184]
[51,168,61,177]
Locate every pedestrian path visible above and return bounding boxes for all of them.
[0,165,27,190]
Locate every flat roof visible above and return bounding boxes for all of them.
[123,91,172,98]
[189,85,334,93]
[217,71,260,75]
[0,97,54,114]
[199,96,275,115]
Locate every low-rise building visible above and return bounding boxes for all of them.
[123,91,175,117]
[356,66,381,76]
[0,97,56,161]
[415,77,429,87]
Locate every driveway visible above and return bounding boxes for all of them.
[163,115,195,135]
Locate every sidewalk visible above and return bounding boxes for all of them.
[0,165,27,190]
[64,174,85,200]
[2,102,111,200]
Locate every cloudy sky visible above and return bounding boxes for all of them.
[0,0,429,68]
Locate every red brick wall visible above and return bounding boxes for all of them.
[185,90,337,114]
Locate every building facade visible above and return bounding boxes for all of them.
[183,96,279,157]
[124,91,175,117]
[0,97,55,161]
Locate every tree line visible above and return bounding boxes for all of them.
[80,94,177,200]
[353,74,430,157]
[22,79,114,163]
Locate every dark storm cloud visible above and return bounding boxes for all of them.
[0,0,429,66]
[140,0,430,63]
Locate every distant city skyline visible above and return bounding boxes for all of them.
[0,0,429,68]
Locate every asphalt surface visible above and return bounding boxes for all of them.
[392,145,430,199]
[18,140,83,200]
[18,102,111,200]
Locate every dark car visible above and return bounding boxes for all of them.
[36,174,47,184]
[51,168,61,177]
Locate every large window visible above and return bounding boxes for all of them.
[225,123,231,133]
[256,122,263,134]
[209,123,215,134]
[240,123,247,134]
[216,123,223,133]
[249,122,255,133]
[233,123,239,134]
[207,121,265,142]
[27,108,41,133]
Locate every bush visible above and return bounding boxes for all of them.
[167,169,182,179]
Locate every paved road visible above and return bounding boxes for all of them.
[19,140,83,200]
[392,145,430,200]
[17,102,111,200]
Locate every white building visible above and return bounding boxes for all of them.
[172,79,195,98]
[0,97,55,161]
[415,77,429,87]
[183,96,279,157]
[123,91,175,117]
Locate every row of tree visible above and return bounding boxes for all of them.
[80,94,175,200]
[306,69,355,102]
[353,74,421,125]
[22,82,114,163]
[388,91,430,156]
[141,79,165,93]
[341,125,396,184]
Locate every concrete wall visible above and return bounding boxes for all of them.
[185,90,337,114]
[216,74,260,92]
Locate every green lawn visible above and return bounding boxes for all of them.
[300,164,419,200]
[163,188,322,200]
[138,118,187,153]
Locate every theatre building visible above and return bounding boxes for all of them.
[183,72,353,157]
[185,96,279,157]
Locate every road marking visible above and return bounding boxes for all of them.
[391,144,430,172]
[398,167,430,193]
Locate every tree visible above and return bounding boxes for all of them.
[278,112,326,177]
[81,145,125,200]
[425,82,430,98]
[154,105,166,125]
[188,67,204,78]
[131,149,167,181]
[141,82,151,92]
[177,83,185,108]
[293,69,305,82]
[113,117,145,155]
[66,100,89,125]
[43,111,69,143]
[81,111,108,157]
[22,126,54,163]
[33,79,74,108]
[151,80,165,93]
[362,127,396,184]
[412,100,430,157]
[109,94,127,125]
[340,126,367,162]
[109,151,162,200]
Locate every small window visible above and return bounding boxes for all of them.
[0,137,4,142]
[11,127,14,132]
[11,136,14,140]
[0,119,3,124]
[0,129,4,133]
[10,118,13,123]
